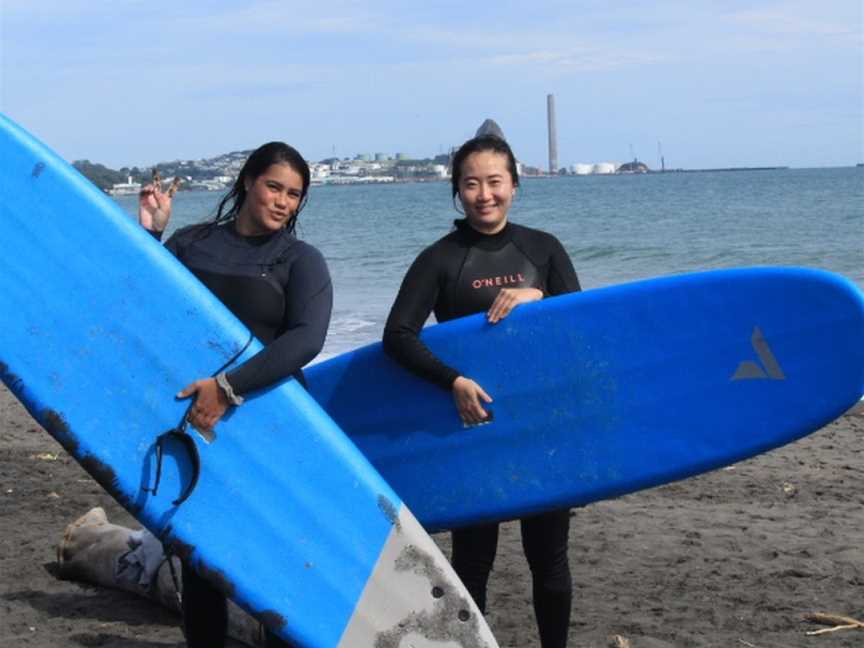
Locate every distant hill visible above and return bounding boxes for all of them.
[73,148,454,192]
[72,150,253,192]
[72,160,148,192]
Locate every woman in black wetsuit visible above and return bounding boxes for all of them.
[139,142,332,648]
[383,132,580,648]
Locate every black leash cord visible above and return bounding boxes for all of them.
[144,333,255,506]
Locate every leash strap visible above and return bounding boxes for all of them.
[144,333,254,506]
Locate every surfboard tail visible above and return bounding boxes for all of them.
[338,504,497,648]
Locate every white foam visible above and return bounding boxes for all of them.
[331,316,377,333]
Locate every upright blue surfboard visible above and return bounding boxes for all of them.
[0,114,499,647]
[307,269,864,531]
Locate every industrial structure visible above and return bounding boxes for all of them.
[547,94,558,175]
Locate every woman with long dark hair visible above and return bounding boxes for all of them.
[383,128,580,648]
[139,141,332,647]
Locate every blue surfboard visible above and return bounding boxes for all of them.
[0,114,499,647]
[307,268,864,531]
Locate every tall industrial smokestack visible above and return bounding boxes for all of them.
[547,94,558,175]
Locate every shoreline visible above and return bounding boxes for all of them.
[1,383,862,647]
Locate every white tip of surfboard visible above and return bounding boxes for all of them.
[338,504,498,648]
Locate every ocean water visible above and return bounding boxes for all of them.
[114,167,863,359]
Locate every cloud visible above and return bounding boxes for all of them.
[1,0,138,13]
[726,8,860,38]
[479,48,668,72]
[173,1,380,36]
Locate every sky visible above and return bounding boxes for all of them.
[1,1,861,170]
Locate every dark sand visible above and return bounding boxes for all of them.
[1,382,862,647]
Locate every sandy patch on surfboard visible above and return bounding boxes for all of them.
[1,381,861,648]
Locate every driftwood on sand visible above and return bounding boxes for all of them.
[803,612,864,635]
[56,507,266,647]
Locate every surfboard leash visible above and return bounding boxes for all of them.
[144,332,255,507]
[145,423,200,506]
[144,334,255,613]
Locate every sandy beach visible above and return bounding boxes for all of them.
[1,381,861,648]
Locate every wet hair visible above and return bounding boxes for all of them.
[450,134,519,201]
[212,141,311,235]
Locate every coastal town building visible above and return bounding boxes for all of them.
[108,176,141,195]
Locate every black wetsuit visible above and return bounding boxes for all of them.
[383,219,580,648]
[160,222,332,648]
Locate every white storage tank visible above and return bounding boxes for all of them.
[592,162,617,175]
